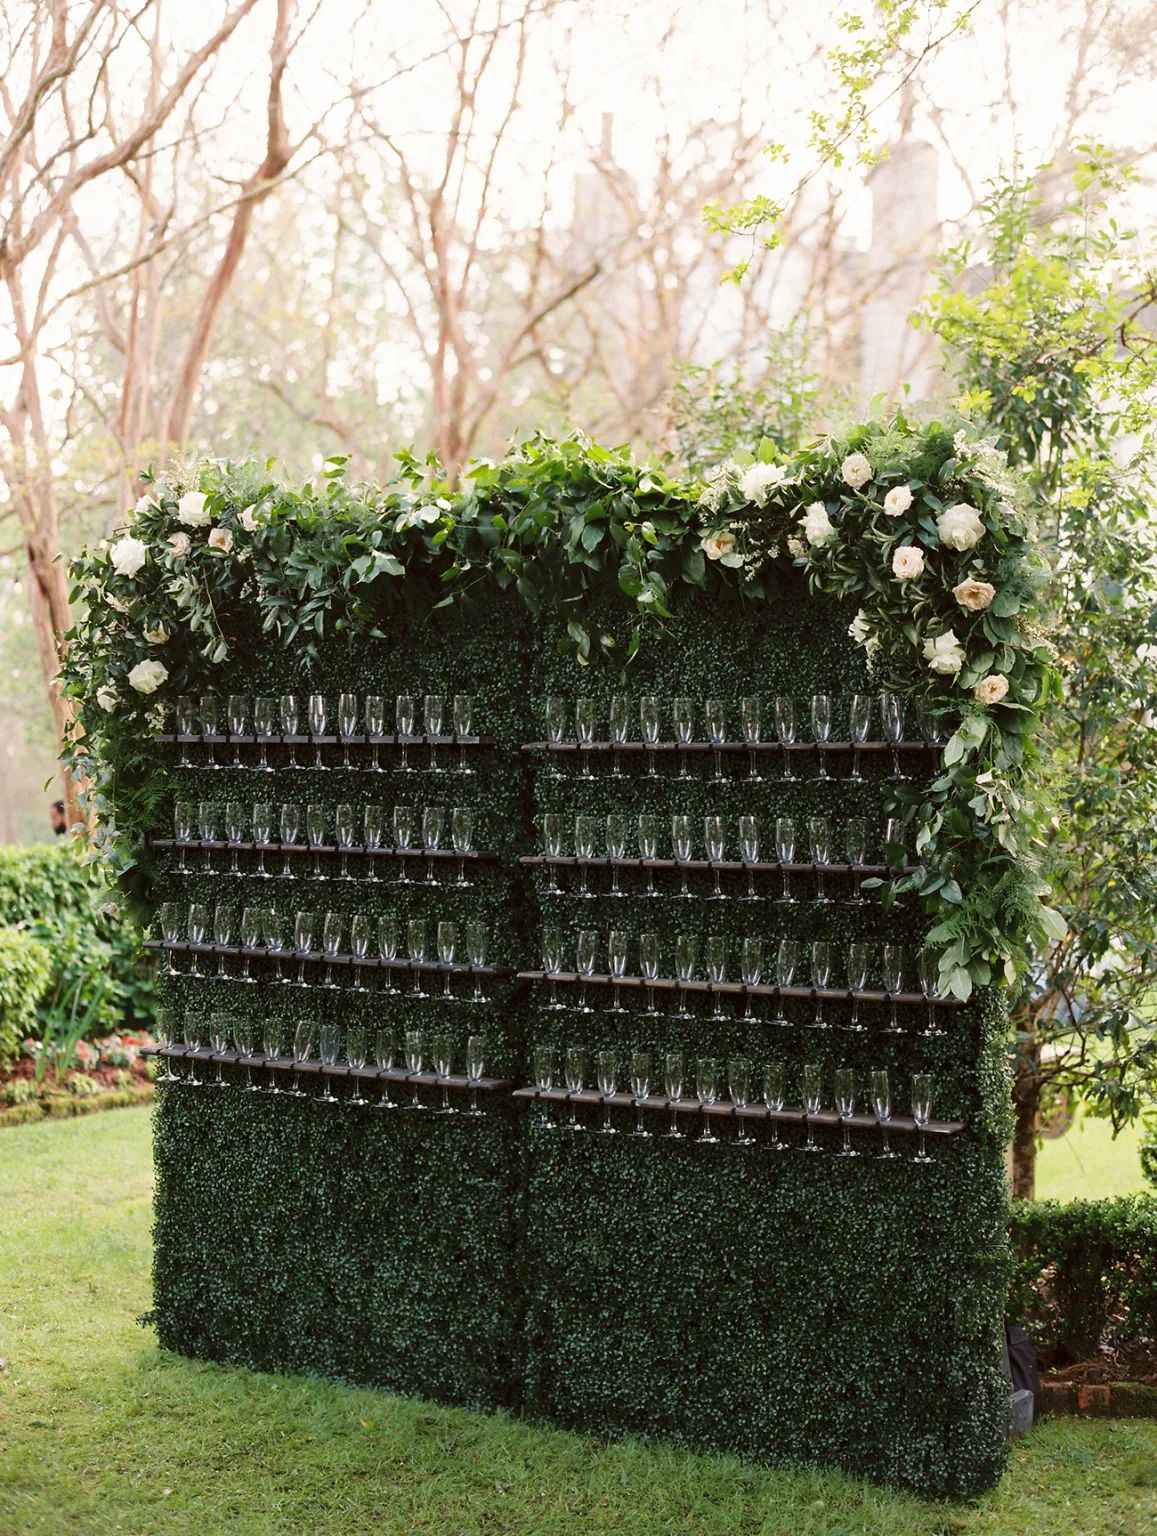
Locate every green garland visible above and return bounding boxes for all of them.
[62,415,1060,998]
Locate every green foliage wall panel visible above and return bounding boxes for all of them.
[149,584,1010,1495]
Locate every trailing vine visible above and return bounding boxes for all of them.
[61,414,1062,1000]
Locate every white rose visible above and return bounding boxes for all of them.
[883,485,913,517]
[701,530,737,561]
[239,507,261,532]
[892,545,925,581]
[133,494,155,516]
[938,502,985,551]
[127,658,168,695]
[96,686,117,713]
[801,501,836,548]
[207,527,233,554]
[176,491,210,527]
[739,462,787,507]
[144,626,170,645]
[974,673,1010,706]
[953,578,996,612]
[786,535,806,559]
[167,532,191,557]
[110,536,148,578]
[922,630,966,676]
[840,452,872,490]
[848,610,872,645]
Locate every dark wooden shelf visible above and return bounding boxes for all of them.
[144,938,510,978]
[521,855,917,876]
[153,838,493,863]
[158,733,495,749]
[510,1085,963,1135]
[521,740,937,755]
[516,969,961,1008]
[143,1044,510,1092]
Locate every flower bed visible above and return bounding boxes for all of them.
[0,1030,155,1127]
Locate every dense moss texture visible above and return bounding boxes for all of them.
[150,585,1011,1497]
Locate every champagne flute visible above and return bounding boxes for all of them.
[173,799,195,876]
[729,1057,754,1147]
[542,926,565,1011]
[396,693,417,774]
[775,695,798,782]
[574,815,597,899]
[238,905,261,983]
[372,1028,398,1111]
[704,815,725,901]
[422,804,445,886]
[365,694,386,773]
[227,694,248,769]
[882,943,906,1035]
[846,941,870,1033]
[404,1028,425,1111]
[640,696,660,779]
[542,813,563,896]
[871,1068,899,1160]
[236,1015,261,1093]
[738,813,760,901]
[364,804,384,883]
[808,814,832,904]
[564,1045,587,1131]
[911,1073,934,1163]
[279,801,301,879]
[575,928,598,1014]
[263,906,286,985]
[545,695,566,778]
[639,931,660,1016]
[575,696,597,778]
[763,1061,787,1152]
[608,694,629,779]
[881,692,907,781]
[264,1017,290,1095]
[773,938,799,1028]
[464,1034,485,1117]
[671,813,694,899]
[605,814,628,898]
[466,920,488,1005]
[346,1023,370,1107]
[607,929,628,1014]
[801,1063,823,1153]
[159,902,183,976]
[706,935,728,1020]
[848,692,871,783]
[321,910,343,989]
[198,799,218,873]
[307,802,328,881]
[437,920,457,1000]
[630,1049,652,1138]
[280,693,300,771]
[407,918,428,998]
[377,915,400,995]
[293,909,316,988]
[451,807,474,887]
[318,1022,341,1106]
[252,800,273,879]
[705,697,727,784]
[673,933,697,1020]
[596,1048,618,1135]
[834,1067,859,1157]
[338,691,359,771]
[884,816,906,895]
[845,816,868,906]
[673,696,694,781]
[918,949,945,1037]
[534,1044,557,1122]
[308,692,328,771]
[225,799,246,878]
[740,696,762,782]
[810,940,833,1030]
[696,1057,720,1144]
[664,1050,685,1138]
[200,692,222,771]
[288,1021,313,1098]
[208,1012,231,1089]
[811,693,833,781]
[185,1015,208,1087]
[432,1030,455,1114]
[740,936,763,1018]
[177,695,197,768]
[638,815,660,898]
[350,913,371,992]
[393,803,416,886]
[212,902,234,980]
[254,695,276,773]
[424,693,443,774]
[453,693,474,776]
[775,816,796,904]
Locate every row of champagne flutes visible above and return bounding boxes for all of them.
[540,928,945,1035]
[543,692,932,782]
[175,692,477,774]
[171,800,477,884]
[532,1048,938,1161]
[542,812,906,901]
[156,1011,489,1114]
[158,903,493,1001]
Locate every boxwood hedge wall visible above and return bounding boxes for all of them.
[150,578,1011,1496]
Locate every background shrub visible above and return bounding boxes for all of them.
[0,928,53,1065]
[0,844,154,1047]
[1008,1195,1157,1365]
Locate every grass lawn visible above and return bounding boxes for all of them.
[1036,1112,1149,1203]
[0,1109,1153,1536]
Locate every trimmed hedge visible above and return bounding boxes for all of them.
[0,844,154,1043]
[1009,1195,1157,1365]
[0,928,53,1065]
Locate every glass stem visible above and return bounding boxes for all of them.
[635,1103,644,1135]
[713,747,722,780]
[470,1086,479,1114]
[919,1129,927,1159]
[781,870,791,902]
[603,1100,613,1133]
[842,1122,851,1154]
[882,1125,891,1157]
[713,868,722,899]
[851,745,861,781]
[747,870,756,899]
[816,868,826,902]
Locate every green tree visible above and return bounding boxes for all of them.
[917,150,1157,1197]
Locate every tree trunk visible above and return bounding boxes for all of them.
[1010,1015,1039,1200]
